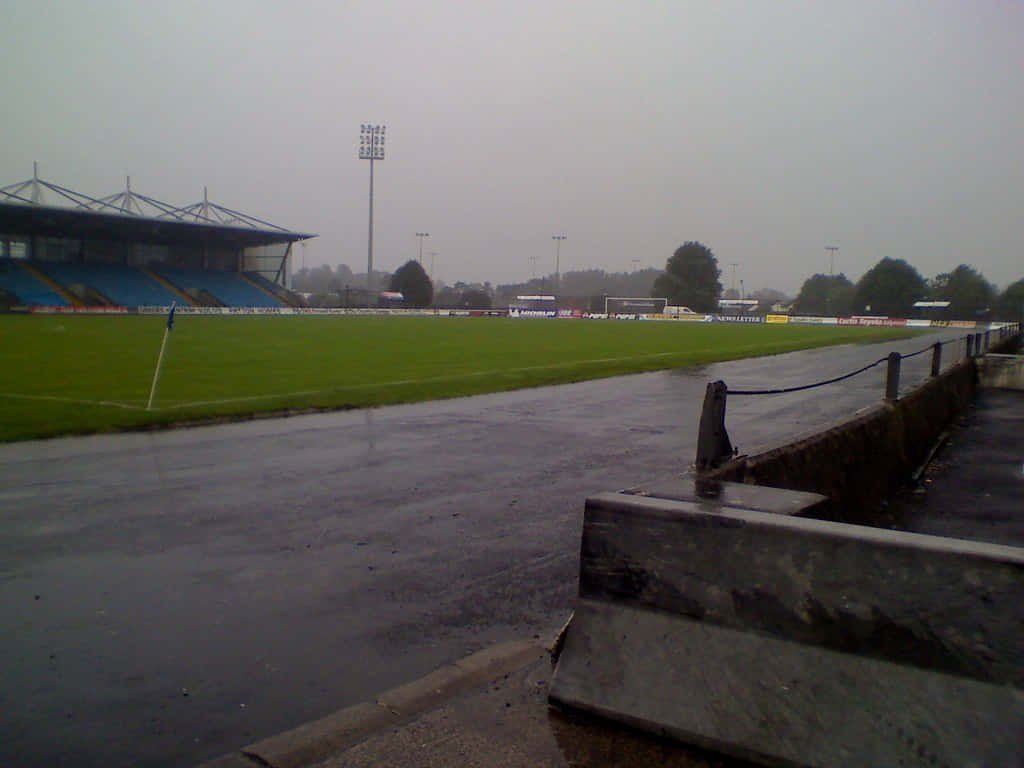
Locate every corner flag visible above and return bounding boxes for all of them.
[147,302,177,410]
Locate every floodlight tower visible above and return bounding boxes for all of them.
[416,232,430,264]
[360,124,386,292]
[552,235,566,293]
[825,245,839,316]
[825,246,839,278]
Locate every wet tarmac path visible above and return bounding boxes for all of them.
[0,331,962,767]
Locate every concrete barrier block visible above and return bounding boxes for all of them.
[550,491,1024,767]
[980,354,1024,391]
[621,475,828,517]
[553,600,1023,768]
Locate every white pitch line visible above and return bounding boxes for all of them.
[0,392,144,410]
[1,352,682,413]
[153,352,680,409]
[160,389,332,409]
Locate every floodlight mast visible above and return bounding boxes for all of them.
[825,245,839,316]
[360,124,386,293]
[552,235,566,294]
[825,246,839,278]
[416,232,430,263]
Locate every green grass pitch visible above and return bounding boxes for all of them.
[0,314,920,442]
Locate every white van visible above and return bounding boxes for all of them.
[665,305,697,316]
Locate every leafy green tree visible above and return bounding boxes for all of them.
[651,241,722,312]
[433,284,460,308]
[461,288,492,309]
[792,274,854,316]
[996,278,1024,321]
[497,268,662,304]
[852,257,926,317]
[750,288,790,313]
[927,265,996,319]
[389,260,433,308]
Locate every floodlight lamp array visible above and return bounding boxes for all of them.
[359,124,386,160]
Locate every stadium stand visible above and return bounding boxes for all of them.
[155,266,283,308]
[0,259,70,306]
[34,262,179,307]
[244,271,298,306]
[2,170,315,309]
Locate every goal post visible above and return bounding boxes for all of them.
[604,297,668,316]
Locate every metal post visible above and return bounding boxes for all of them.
[930,342,941,377]
[416,232,429,264]
[696,380,734,471]
[825,246,838,315]
[552,235,566,295]
[367,157,374,293]
[885,352,901,402]
[984,331,990,353]
[360,124,386,293]
[966,334,973,358]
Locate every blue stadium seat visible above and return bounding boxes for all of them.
[244,271,288,297]
[35,262,178,306]
[0,259,70,306]
[156,267,283,308]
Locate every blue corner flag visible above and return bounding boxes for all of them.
[148,303,177,410]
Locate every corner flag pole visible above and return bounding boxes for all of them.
[147,303,176,411]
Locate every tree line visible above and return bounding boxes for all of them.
[292,246,1024,320]
[292,261,668,310]
[789,259,1023,320]
[651,241,1023,320]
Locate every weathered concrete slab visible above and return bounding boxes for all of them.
[621,475,828,517]
[553,600,1023,768]
[550,491,1024,767]
[979,353,1024,391]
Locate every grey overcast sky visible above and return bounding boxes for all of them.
[1,0,1021,294]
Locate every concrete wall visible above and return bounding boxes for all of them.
[705,360,977,523]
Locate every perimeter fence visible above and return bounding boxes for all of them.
[695,323,1021,470]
